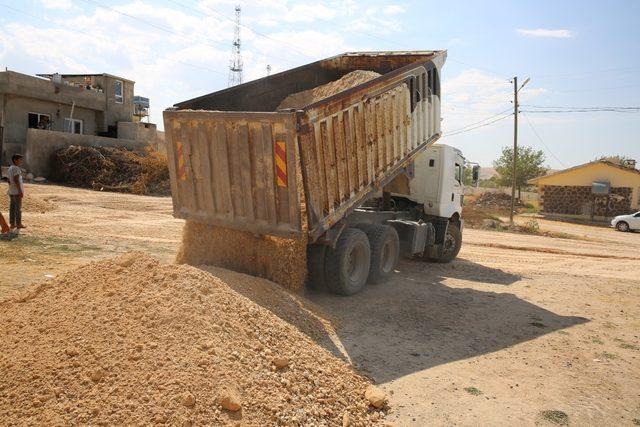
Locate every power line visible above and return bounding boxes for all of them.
[194,0,317,60]
[551,83,640,93]
[521,113,566,168]
[532,65,640,79]
[442,113,512,137]
[521,108,640,114]
[164,0,302,66]
[79,0,230,57]
[522,104,640,110]
[306,14,512,80]
[0,3,228,77]
[444,107,512,132]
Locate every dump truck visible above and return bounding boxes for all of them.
[164,51,467,295]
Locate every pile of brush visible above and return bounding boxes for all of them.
[51,145,170,196]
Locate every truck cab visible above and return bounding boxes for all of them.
[374,143,464,267]
[408,144,465,221]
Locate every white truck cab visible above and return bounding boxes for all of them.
[360,143,466,269]
[410,144,465,220]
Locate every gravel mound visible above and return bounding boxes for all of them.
[278,70,381,110]
[473,192,524,209]
[0,253,384,425]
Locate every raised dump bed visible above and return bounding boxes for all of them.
[165,51,457,295]
[164,51,446,242]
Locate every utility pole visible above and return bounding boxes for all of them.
[510,77,518,224]
[510,76,530,224]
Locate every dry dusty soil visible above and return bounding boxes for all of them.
[2,183,639,426]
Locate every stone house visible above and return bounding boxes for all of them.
[528,160,640,219]
[0,70,156,174]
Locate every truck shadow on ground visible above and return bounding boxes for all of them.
[305,257,588,383]
[425,258,522,285]
[201,257,587,384]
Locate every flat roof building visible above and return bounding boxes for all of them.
[529,160,640,219]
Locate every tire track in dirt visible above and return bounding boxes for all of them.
[466,242,640,261]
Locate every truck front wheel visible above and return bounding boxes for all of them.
[427,223,462,263]
[357,224,399,284]
[325,228,371,295]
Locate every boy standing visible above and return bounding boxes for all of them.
[7,154,26,230]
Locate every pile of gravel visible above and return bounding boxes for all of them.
[0,252,387,425]
[278,70,382,110]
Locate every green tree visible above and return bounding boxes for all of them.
[479,176,499,188]
[493,146,547,198]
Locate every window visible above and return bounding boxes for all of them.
[114,80,123,103]
[429,159,435,167]
[27,112,51,129]
[454,162,462,184]
[64,118,83,134]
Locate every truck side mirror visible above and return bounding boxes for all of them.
[472,165,480,186]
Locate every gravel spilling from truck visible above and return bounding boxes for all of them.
[176,221,309,292]
[0,252,387,425]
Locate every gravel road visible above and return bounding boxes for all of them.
[2,183,638,426]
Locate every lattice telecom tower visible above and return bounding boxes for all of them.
[228,5,243,87]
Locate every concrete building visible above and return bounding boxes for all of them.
[0,70,157,173]
[529,160,640,220]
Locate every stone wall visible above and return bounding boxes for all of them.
[540,185,632,217]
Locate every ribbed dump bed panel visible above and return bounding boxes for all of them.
[298,62,441,240]
[164,111,301,237]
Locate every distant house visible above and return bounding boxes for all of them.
[528,160,640,219]
[0,70,156,176]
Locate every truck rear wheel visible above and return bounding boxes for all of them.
[325,228,371,295]
[357,224,399,284]
[432,223,462,263]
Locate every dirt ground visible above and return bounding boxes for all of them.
[2,183,639,426]
[0,182,182,297]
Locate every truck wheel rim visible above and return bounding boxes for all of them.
[347,245,367,282]
[443,232,456,256]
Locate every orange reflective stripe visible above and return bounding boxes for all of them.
[275,141,287,187]
[176,141,187,181]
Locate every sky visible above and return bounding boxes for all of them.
[1,0,639,168]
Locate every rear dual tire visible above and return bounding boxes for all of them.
[307,225,400,296]
[325,228,371,295]
[356,224,400,284]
